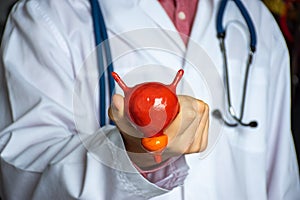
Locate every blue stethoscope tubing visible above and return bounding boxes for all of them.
[216,0,257,52]
[90,0,258,128]
[90,0,115,126]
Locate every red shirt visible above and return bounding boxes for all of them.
[158,0,199,45]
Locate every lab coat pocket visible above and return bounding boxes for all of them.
[224,59,268,152]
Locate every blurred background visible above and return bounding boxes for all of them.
[0,0,300,163]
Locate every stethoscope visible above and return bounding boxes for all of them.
[89,0,258,128]
[213,0,258,128]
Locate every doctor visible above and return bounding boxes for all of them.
[0,0,299,199]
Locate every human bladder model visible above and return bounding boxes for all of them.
[112,69,184,163]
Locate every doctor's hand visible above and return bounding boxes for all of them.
[108,94,209,168]
[163,95,209,156]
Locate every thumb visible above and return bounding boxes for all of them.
[109,94,125,121]
[109,94,144,139]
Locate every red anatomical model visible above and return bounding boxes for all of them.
[112,69,184,163]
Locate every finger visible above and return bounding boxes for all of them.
[168,104,204,154]
[185,102,209,153]
[164,96,200,139]
[196,103,209,152]
[109,94,143,138]
[190,117,209,153]
[199,119,209,152]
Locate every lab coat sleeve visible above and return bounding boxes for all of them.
[0,1,186,199]
[265,12,300,199]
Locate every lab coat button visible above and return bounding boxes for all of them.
[178,11,186,20]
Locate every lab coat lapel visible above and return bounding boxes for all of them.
[187,0,215,49]
[138,0,186,52]
[184,0,221,71]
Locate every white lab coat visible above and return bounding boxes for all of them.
[0,0,299,199]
